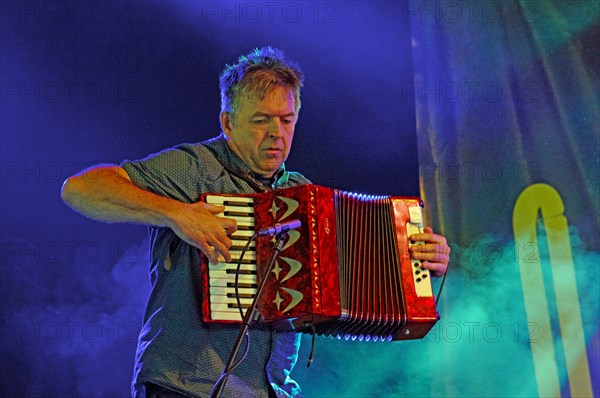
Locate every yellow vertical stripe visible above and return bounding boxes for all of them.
[513,183,592,398]
[513,184,560,397]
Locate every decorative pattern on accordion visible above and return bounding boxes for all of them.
[253,185,341,321]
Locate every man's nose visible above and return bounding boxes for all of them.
[268,118,285,137]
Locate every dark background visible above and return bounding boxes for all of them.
[0,1,418,396]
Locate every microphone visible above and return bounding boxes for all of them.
[256,219,302,236]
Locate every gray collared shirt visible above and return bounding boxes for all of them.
[122,135,310,398]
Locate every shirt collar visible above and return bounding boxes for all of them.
[213,134,288,188]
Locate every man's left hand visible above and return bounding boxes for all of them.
[408,226,450,277]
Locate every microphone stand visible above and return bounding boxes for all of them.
[210,232,290,398]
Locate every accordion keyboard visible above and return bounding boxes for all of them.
[205,195,257,321]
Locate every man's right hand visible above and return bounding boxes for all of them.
[168,201,237,264]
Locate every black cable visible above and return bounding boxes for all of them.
[226,330,250,374]
[305,323,316,368]
[235,233,259,320]
[435,271,447,307]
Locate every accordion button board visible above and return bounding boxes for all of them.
[406,206,433,297]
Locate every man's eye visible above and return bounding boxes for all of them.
[253,119,267,124]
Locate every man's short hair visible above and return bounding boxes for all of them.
[219,47,304,124]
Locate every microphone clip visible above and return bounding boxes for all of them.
[256,219,302,237]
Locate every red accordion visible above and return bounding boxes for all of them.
[200,184,439,341]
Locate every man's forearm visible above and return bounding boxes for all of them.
[61,165,179,227]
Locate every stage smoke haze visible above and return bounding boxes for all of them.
[294,226,599,397]
[0,236,150,397]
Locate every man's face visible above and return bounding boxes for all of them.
[221,86,298,178]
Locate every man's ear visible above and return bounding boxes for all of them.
[220,112,233,138]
